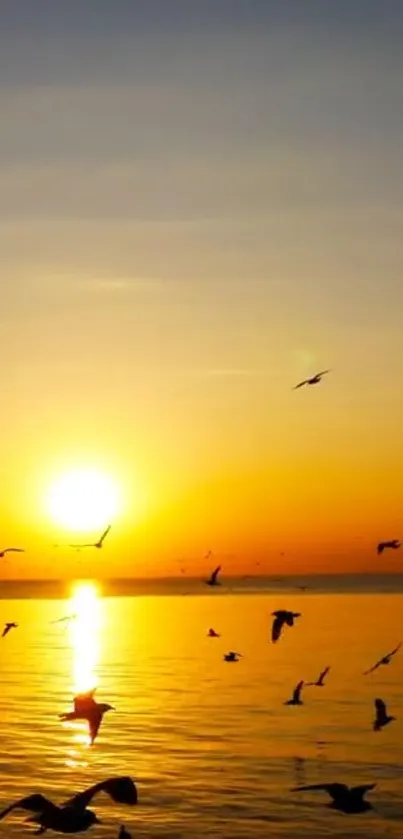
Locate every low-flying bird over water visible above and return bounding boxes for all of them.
[223,651,241,662]
[293,370,330,390]
[0,776,137,834]
[0,547,25,558]
[51,614,77,625]
[285,681,304,705]
[307,666,330,687]
[207,628,220,637]
[2,622,18,638]
[59,688,114,744]
[363,642,401,675]
[291,782,375,813]
[205,565,221,586]
[377,539,400,555]
[373,698,395,731]
[69,525,111,550]
[271,610,300,642]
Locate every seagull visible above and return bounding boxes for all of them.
[363,642,401,675]
[69,525,111,550]
[207,628,220,637]
[307,666,330,687]
[2,622,18,638]
[51,614,77,625]
[373,698,395,731]
[271,610,300,642]
[293,370,331,390]
[59,688,114,744]
[291,782,375,813]
[0,776,137,834]
[223,651,241,662]
[285,680,304,705]
[377,539,400,555]
[205,565,221,586]
[0,547,25,558]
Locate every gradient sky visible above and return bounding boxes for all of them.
[1,0,403,578]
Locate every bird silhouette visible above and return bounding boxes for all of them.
[59,688,114,744]
[373,698,395,731]
[69,526,111,550]
[0,547,25,558]
[51,614,77,625]
[0,777,137,834]
[307,666,330,687]
[293,370,330,390]
[2,622,18,638]
[285,680,304,705]
[291,782,375,813]
[377,539,400,555]
[207,628,220,637]
[271,610,300,642]
[363,642,401,675]
[205,565,221,586]
[223,651,241,662]
[118,827,132,839]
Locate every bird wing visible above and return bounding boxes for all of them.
[69,543,92,548]
[320,666,330,681]
[293,681,304,701]
[291,783,348,800]
[363,659,381,675]
[99,525,111,545]
[210,565,221,583]
[351,783,376,798]
[74,688,97,712]
[88,714,102,744]
[1,625,11,638]
[66,777,137,810]
[293,380,308,389]
[377,543,385,554]
[271,614,285,642]
[0,794,56,820]
[316,370,330,377]
[375,697,387,719]
[3,548,24,554]
[388,642,401,658]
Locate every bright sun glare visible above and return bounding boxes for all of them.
[46,468,119,531]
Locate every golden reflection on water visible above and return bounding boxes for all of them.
[64,581,102,763]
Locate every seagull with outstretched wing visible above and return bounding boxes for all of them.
[2,622,18,639]
[307,666,330,687]
[291,782,375,813]
[0,547,25,558]
[60,688,114,744]
[271,610,300,642]
[373,697,395,731]
[293,370,331,390]
[363,642,401,675]
[377,539,400,555]
[69,525,111,550]
[205,565,221,586]
[284,680,304,705]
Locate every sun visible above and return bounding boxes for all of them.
[46,468,119,531]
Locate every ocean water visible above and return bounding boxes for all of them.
[0,580,402,838]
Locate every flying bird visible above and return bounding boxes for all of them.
[377,539,400,555]
[2,622,18,638]
[51,614,77,625]
[271,610,300,642]
[307,666,330,687]
[373,698,395,731]
[285,680,304,705]
[205,565,221,587]
[293,370,331,390]
[207,628,220,637]
[363,642,401,675]
[59,688,114,744]
[223,651,241,662]
[0,547,25,558]
[0,777,137,834]
[291,782,375,813]
[69,525,111,550]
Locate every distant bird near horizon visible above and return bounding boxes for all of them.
[59,688,114,744]
[2,622,18,638]
[377,539,400,555]
[307,666,330,687]
[223,651,241,662]
[271,610,300,642]
[373,698,395,731]
[0,547,25,558]
[205,565,221,587]
[291,782,375,813]
[207,628,220,637]
[0,776,137,834]
[293,370,331,390]
[363,642,401,675]
[69,525,111,550]
[285,680,304,705]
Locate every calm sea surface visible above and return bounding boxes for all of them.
[0,578,402,838]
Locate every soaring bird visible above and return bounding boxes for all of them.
[51,614,77,625]
[377,539,400,555]
[285,680,304,705]
[69,525,111,550]
[271,610,300,642]
[293,370,331,390]
[2,622,18,638]
[205,565,221,587]
[0,776,137,834]
[363,642,401,675]
[373,698,395,731]
[223,651,241,662]
[0,547,25,558]
[291,782,375,813]
[307,666,330,687]
[207,628,220,637]
[59,688,114,744]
